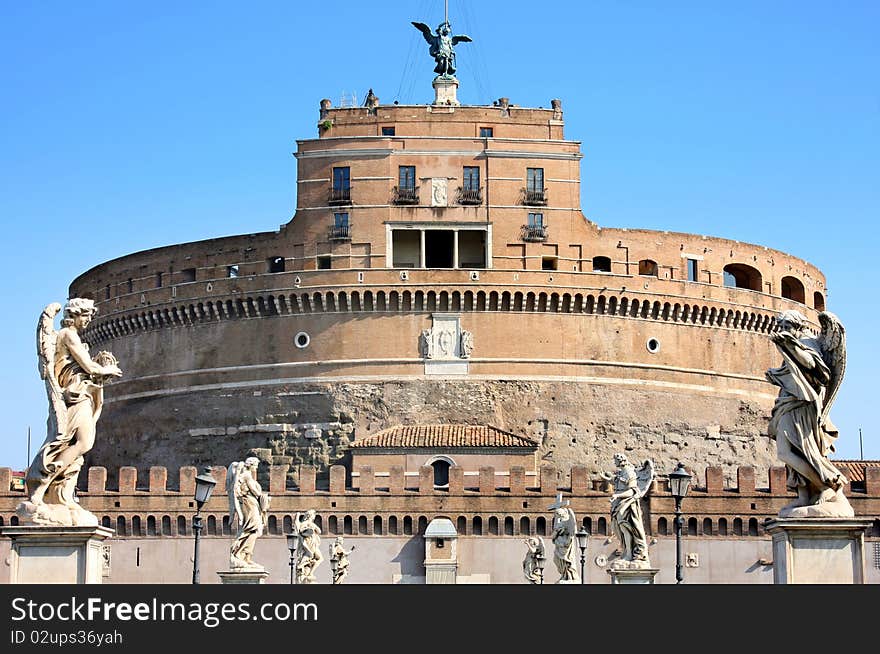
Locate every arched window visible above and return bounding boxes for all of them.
[328,516,338,534]
[597,517,607,536]
[427,456,453,488]
[687,517,698,536]
[781,276,806,303]
[403,516,413,535]
[639,259,658,276]
[388,515,398,535]
[703,518,713,536]
[472,516,483,536]
[268,515,278,535]
[117,516,127,536]
[814,291,825,311]
[457,516,467,535]
[132,515,143,537]
[417,516,428,534]
[177,516,187,536]
[718,518,728,536]
[373,516,383,535]
[592,256,611,273]
[504,516,514,536]
[657,517,668,535]
[358,516,368,535]
[283,515,293,534]
[147,515,158,536]
[101,516,111,529]
[723,263,763,291]
[343,515,353,535]
[488,516,499,535]
[520,516,531,535]
[161,515,172,535]
[533,516,544,536]
[748,518,759,536]
[733,518,743,536]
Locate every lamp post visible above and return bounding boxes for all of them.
[330,551,339,585]
[575,527,589,584]
[668,462,692,585]
[191,467,217,585]
[286,531,300,585]
[535,551,546,585]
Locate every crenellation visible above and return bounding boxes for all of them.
[867,467,880,496]
[149,466,167,493]
[418,466,433,494]
[510,466,526,495]
[706,466,724,494]
[768,466,787,495]
[737,466,756,493]
[119,467,138,492]
[88,467,107,493]
[358,466,375,494]
[329,465,346,494]
[298,465,316,494]
[179,466,197,495]
[389,466,405,494]
[0,468,11,493]
[449,466,465,494]
[570,465,589,495]
[269,464,289,494]
[540,465,556,495]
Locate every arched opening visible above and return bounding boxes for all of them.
[147,515,158,536]
[535,516,546,536]
[520,516,530,535]
[132,515,143,537]
[814,291,825,311]
[457,516,467,534]
[388,515,398,535]
[504,516,514,536]
[373,516,383,535]
[343,515,353,535]
[473,516,483,536]
[403,516,413,535]
[597,517,607,536]
[657,517,668,535]
[723,263,763,291]
[687,517,698,536]
[427,456,453,488]
[781,276,806,303]
[703,518,713,536]
[592,256,611,273]
[748,518,759,536]
[177,516,187,536]
[417,516,428,534]
[161,515,172,535]
[639,259,658,276]
[117,516,127,536]
[733,518,743,536]
[358,515,368,534]
[718,518,728,536]
[328,515,338,534]
[488,516,499,535]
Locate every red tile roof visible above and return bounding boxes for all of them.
[833,460,880,483]
[350,424,538,449]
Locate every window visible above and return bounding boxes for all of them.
[127,278,133,293]
[317,256,331,270]
[181,268,196,282]
[381,126,395,136]
[268,257,285,273]
[542,257,558,271]
[463,166,480,191]
[332,166,350,191]
[105,285,110,300]
[431,459,451,487]
[687,258,699,282]
[155,272,163,288]
[479,127,493,137]
[639,259,658,276]
[334,212,349,228]
[592,256,612,273]
[527,168,544,192]
[399,166,416,189]
[528,212,544,227]
[227,265,239,278]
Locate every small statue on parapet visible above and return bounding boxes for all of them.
[548,493,579,583]
[330,535,355,584]
[600,454,653,569]
[522,536,545,584]
[19,299,122,527]
[227,457,270,570]
[293,509,324,584]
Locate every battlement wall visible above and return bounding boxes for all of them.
[3,465,877,541]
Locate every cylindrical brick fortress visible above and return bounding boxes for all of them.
[68,102,827,486]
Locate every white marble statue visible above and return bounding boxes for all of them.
[293,509,324,583]
[766,310,853,517]
[227,457,270,570]
[19,299,122,527]
[459,330,474,359]
[548,493,579,583]
[522,536,545,584]
[329,535,355,584]
[601,454,653,568]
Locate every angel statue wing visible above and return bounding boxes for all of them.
[226,461,243,528]
[36,302,66,439]
[635,460,654,499]
[817,311,846,426]
[451,34,473,45]
[411,21,434,44]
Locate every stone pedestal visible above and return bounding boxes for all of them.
[432,76,460,106]
[607,566,659,584]
[765,518,873,584]
[0,525,113,584]
[217,569,270,584]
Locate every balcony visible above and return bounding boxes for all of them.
[392,186,420,205]
[522,188,548,206]
[457,187,483,205]
[521,224,548,242]
[329,224,351,241]
[329,188,351,205]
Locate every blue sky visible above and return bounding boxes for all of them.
[1,1,877,469]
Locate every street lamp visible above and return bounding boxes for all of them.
[191,467,217,585]
[535,551,546,585]
[330,550,339,584]
[575,527,589,584]
[668,462,692,585]
[286,531,300,585]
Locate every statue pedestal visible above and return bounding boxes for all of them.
[0,525,113,584]
[765,518,873,584]
[607,566,659,584]
[217,569,269,584]
[432,76,460,106]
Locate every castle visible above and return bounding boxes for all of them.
[2,20,877,583]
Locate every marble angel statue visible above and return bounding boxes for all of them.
[601,454,653,568]
[293,509,324,583]
[19,299,122,526]
[548,493,579,583]
[766,309,853,517]
[227,457,270,570]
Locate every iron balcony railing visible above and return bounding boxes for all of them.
[329,188,352,205]
[522,188,548,206]
[457,187,483,205]
[329,224,351,240]
[521,224,548,242]
[392,186,420,205]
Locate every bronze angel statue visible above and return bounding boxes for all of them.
[20,299,122,526]
[227,457,270,570]
[412,20,472,77]
[766,309,853,517]
[601,454,653,568]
